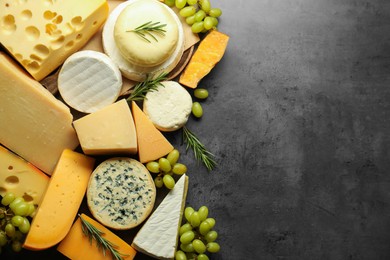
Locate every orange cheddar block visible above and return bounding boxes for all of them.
[57,214,136,260]
[179,30,229,88]
[131,101,174,163]
[23,150,95,250]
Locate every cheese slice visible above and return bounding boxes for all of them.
[132,174,189,259]
[0,0,109,81]
[58,50,122,113]
[0,52,79,175]
[131,101,174,163]
[57,214,137,260]
[24,150,95,250]
[0,145,49,207]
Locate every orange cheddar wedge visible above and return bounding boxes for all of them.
[57,214,136,260]
[23,150,95,250]
[131,101,174,163]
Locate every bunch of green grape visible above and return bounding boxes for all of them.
[0,192,34,254]
[176,206,220,260]
[164,0,222,33]
[146,149,188,189]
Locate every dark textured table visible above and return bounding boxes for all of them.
[4,0,390,259]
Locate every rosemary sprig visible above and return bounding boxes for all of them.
[126,72,168,102]
[182,126,217,171]
[127,21,167,43]
[79,214,128,260]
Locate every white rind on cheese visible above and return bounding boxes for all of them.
[87,158,156,230]
[132,174,189,260]
[102,0,184,82]
[58,50,122,113]
[143,81,192,132]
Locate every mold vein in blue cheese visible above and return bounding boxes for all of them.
[87,158,156,230]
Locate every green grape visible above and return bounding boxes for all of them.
[180,6,197,17]
[199,221,211,235]
[27,203,35,217]
[186,15,196,25]
[191,21,205,33]
[198,254,210,260]
[192,102,203,118]
[198,206,208,221]
[5,223,15,238]
[1,192,15,206]
[194,88,209,99]
[192,239,206,254]
[190,211,200,227]
[13,231,23,241]
[184,207,194,222]
[180,230,195,244]
[9,197,24,211]
[205,218,215,228]
[205,230,218,242]
[179,223,193,235]
[167,149,180,166]
[11,240,22,252]
[175,0,187,9]
[187,0,198,5]
[0,231,7,246]
[180,242,195,252]
[185,252,197,260]
[12,202,29,216]
[154,176,164,188]
[206,242,220,253]
[209,8,222,18]
[172,163,187,175]
[146,161,160,173]
[211,16,219,26]
[19,217,30,234]
[163,174,175,189]
[159,158,172,173]
[175,250,188,260]
[203,16,214,30]
[199,0,211,13]
[164,0,175,7]
[194,10,206,22]
[11,216,24,227]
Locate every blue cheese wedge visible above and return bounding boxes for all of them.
[87,158,156,230]
[132,174,189,259]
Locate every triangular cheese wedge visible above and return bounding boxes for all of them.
[131,101,174,163]
[132,174,189,259]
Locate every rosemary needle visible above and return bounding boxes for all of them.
[126,72,168,102]
[128,21,167,43]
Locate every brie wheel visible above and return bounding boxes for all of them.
[103,0,184,82]
[143,81,192,132]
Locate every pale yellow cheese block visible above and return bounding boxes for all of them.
[0,0,109,81]
[73,99,137,155]
[0,52,79,175]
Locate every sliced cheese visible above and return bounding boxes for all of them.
[102,0,184,81]
[23,150,95,250]
[131,101,174,163]
[0,145,49,207]
[87,158,156,230]
[0,52,79,175]
[57,214,137,260]
[0,0,109,81]
[73,99,137,155]
[132,174,189,259]
[143,81,192,132]
[58,50,122,113]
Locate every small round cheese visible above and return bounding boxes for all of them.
[87,158,156,230]
[58,50,122,113]
[114,0,178,67]
[143,81,192,132]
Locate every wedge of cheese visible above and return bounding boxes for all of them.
[131,101,174,163]
[132,174,189,259]
[24,150,95,250]
[0,145,49,207]
[0,52,79,175]
[0,0,109,80]
[57,214,137,260]
[73,99,137,155]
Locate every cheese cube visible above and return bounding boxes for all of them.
[0,0,109,80]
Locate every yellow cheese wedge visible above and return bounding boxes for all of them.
[0,0,109,81]
[57,214,137,260]
[131,101,174,163]
[0,52,79,175]
[23,150,95,250]
[0,145,49,207]
[73,99,137,155]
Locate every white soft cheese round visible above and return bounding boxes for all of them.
[102,0,184,82]
[143,81,192,132]
[114,0,178,67]
[58,50,122,113]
